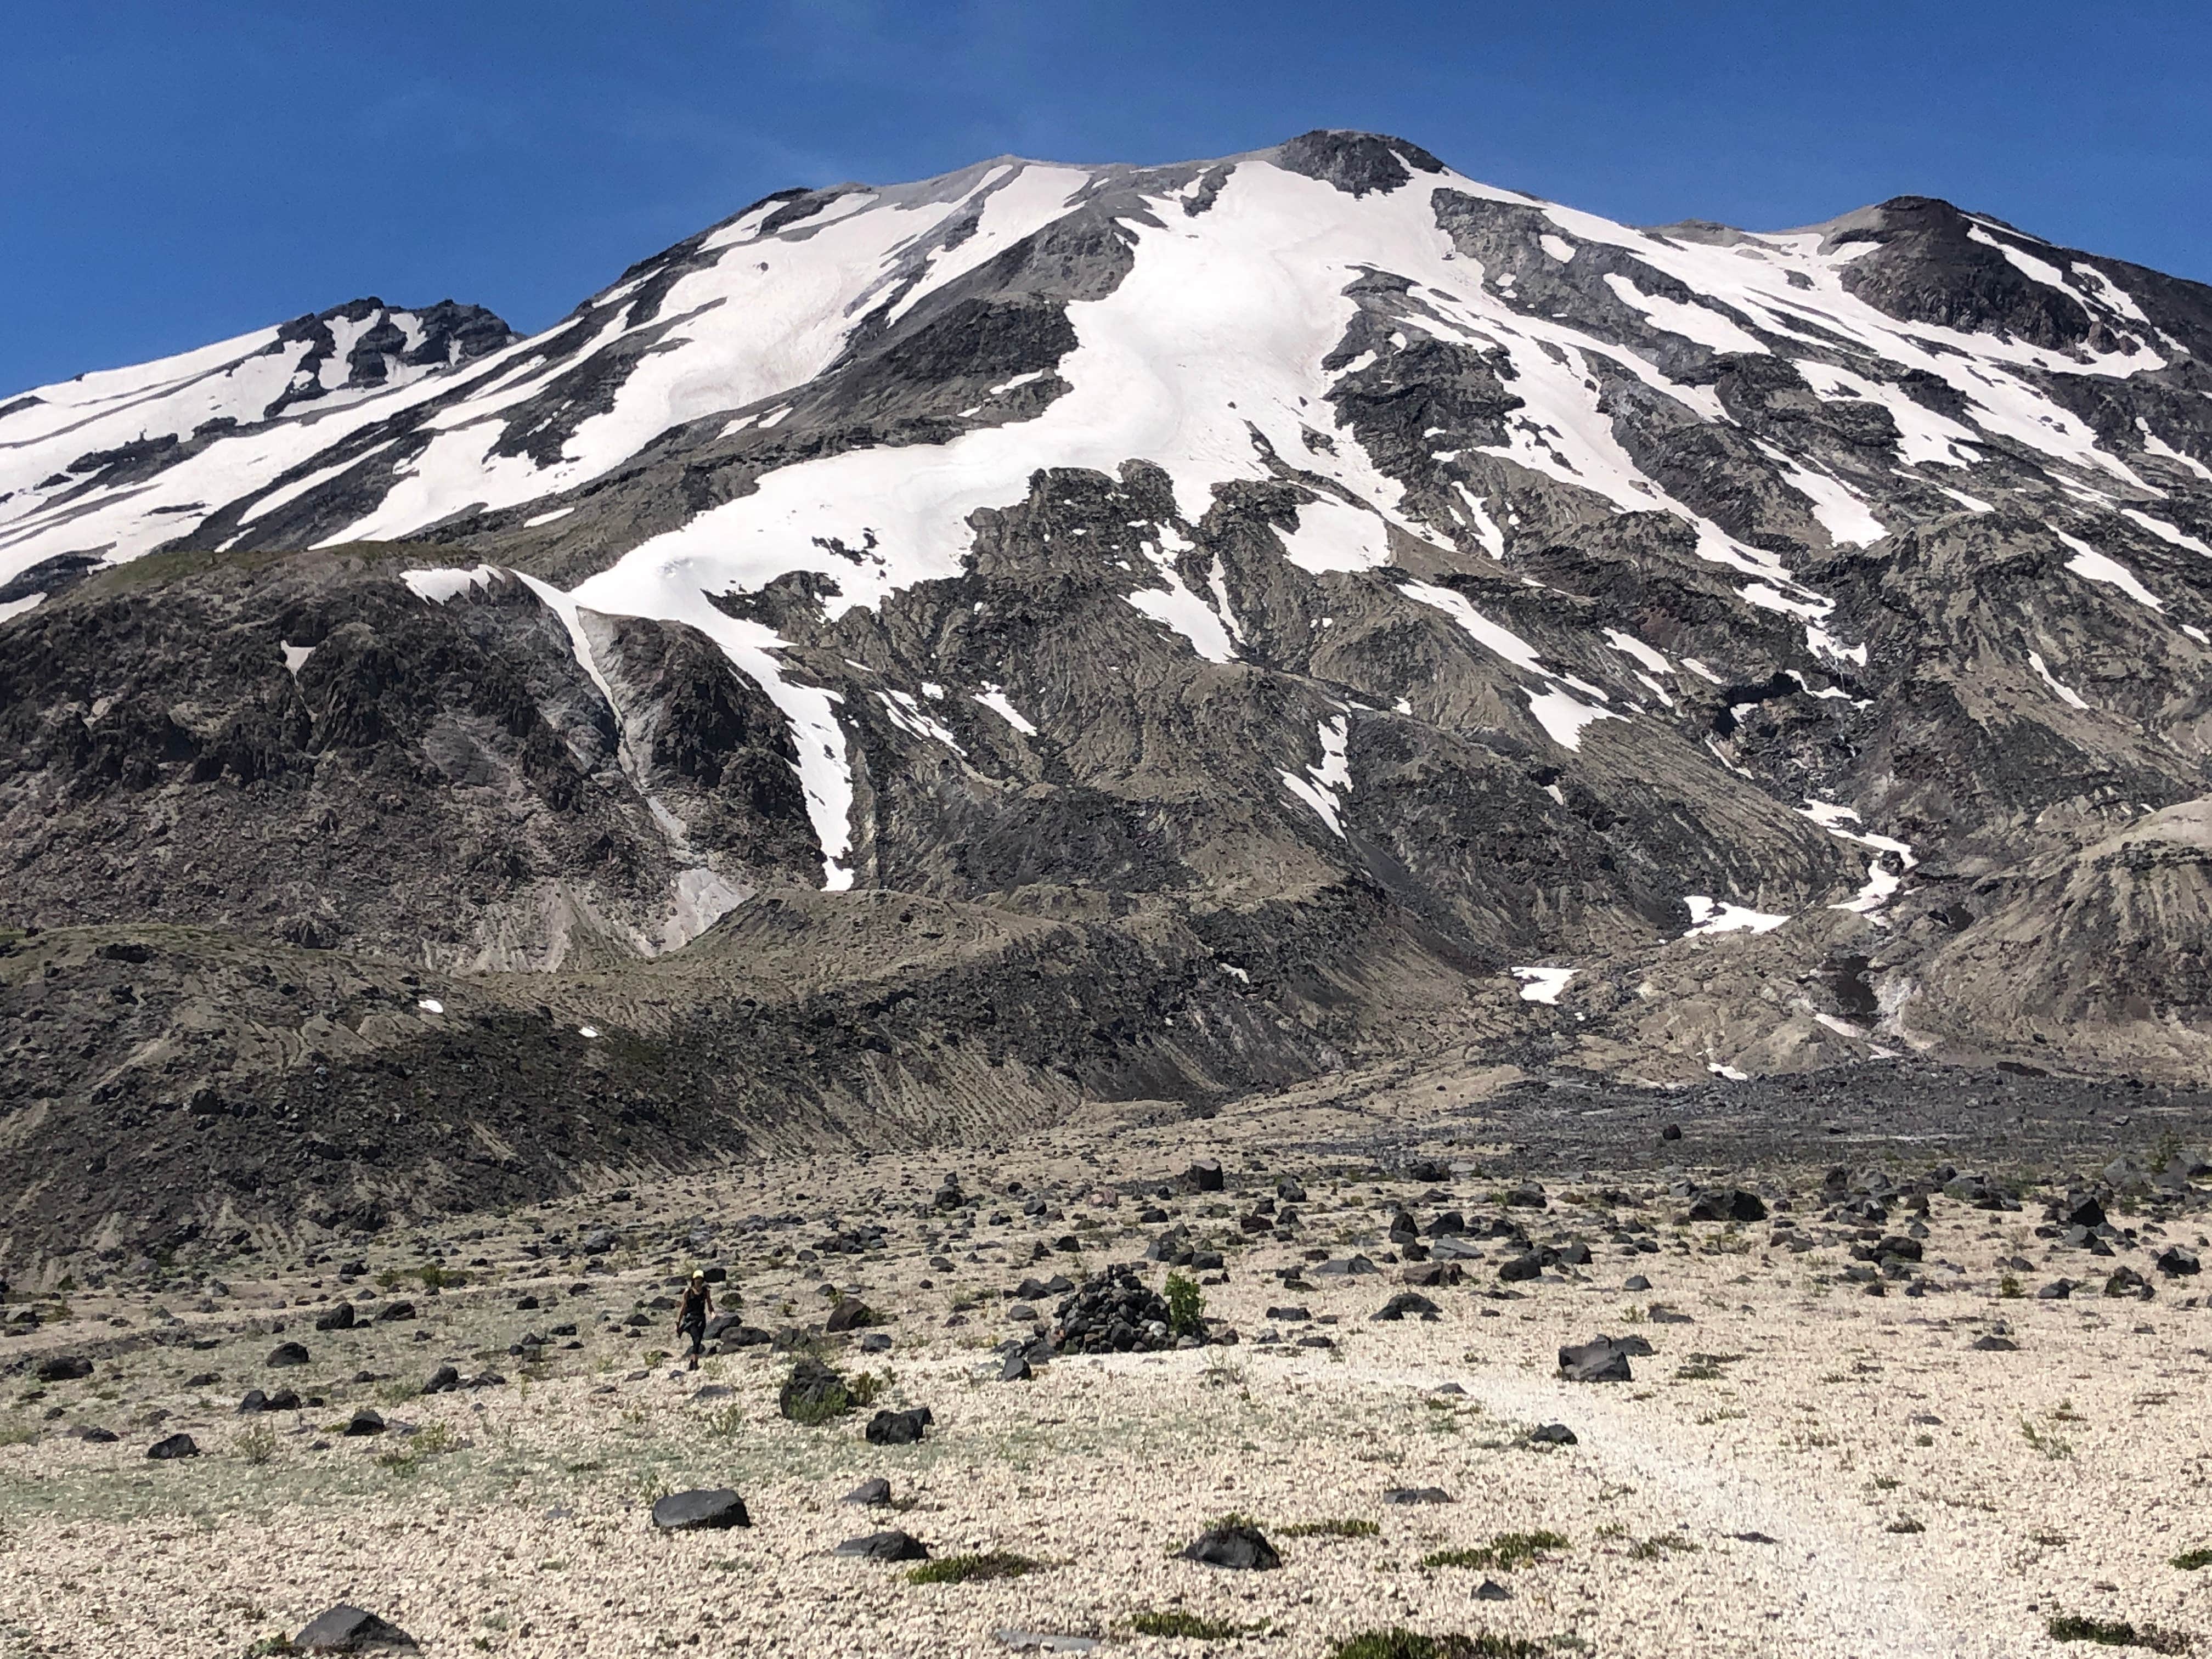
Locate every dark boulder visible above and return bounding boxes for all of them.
[1686,1188,1767,1223]
[823,1300,877,1334]
[650,1488,751,1531]
[294,1605,420,1652]
[1372,1291,1441,1322]
[1558,1338,1635,1383]
[865,1407,932,1446]
[314,1302,357,1332]
[778,1357,851,1422]
[146,1432,199,1459]
[35,1355,92,1382]
[1187,1158,1225,1193]
[1180,1524,1281,1570]
[832,1529,930,1560]
[1528,1423,1579,1446]
[267,1342,310,1368]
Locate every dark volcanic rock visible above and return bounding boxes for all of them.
[1558,1338,1635,1383]
[145,1432,199,1459]
[832,1529,930,1560]
[865,1407,933,1446]
[35,1355,91,1382]
[294,1604,420,1652]
[651,1488,752,1531]
[778,1357,850,1421]
[1686,1188,1767,1223]
[1180,1524,1282,1570]
[1372,1291,1442,1322]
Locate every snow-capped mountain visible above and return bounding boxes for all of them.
[9,128,2212,1231]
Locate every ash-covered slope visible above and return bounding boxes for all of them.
[7,129,2212,1256]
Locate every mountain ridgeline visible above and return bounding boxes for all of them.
[5,129,2211,1261]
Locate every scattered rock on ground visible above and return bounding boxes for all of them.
[1180,1525,1281,1570]
[832,1529,930,1560]
[294,1604,420,1652]
[650,1489,751,1531]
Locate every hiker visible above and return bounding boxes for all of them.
[676,1270,713,1370]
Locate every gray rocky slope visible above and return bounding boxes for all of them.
[5,130,2212,1261]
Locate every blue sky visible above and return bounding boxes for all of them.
[7,0,2209,394]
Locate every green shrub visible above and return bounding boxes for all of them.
[2171,1546,2212,1571]
[1164,1272,1205,1338]
[907,1551,1042,1584]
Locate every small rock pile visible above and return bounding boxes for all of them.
[1053,1266,1177,1354]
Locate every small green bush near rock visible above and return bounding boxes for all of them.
[2170,1546,2212,1571]
[1131,1611,1256,1639]
[907,1551,1042,1585]
[2047,1613,2189,1652]
[1424,1531,1569,1572]
[1280,1517,1380,1538]
[1165,1272,1205,1338]
[1331,1630,1545,1659]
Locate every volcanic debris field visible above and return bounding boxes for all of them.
[3,1065,2211,1658]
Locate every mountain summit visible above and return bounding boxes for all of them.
[6,130,2212,1250]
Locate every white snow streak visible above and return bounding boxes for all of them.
[1682,895,1790,936]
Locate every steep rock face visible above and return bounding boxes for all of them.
[7,128,2212,1256]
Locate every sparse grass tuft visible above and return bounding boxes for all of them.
[1131,1610,1257,1639]
[2046,1613,2189,1651]
[1280,1517,1380,1538]
[1423,1531,1569,1572]
[2021,1419,2075,1461]
[907,1551,1043,1585]
[1884,1519,1925,1536]
[234,1425,276,1465]
[1626,1532,1701,1560]
[2170,1546,2212,1571]
[1331,1631,1545,1659]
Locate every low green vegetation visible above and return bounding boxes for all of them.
[2046,1613,2188,1651]
[1423,1531,1570,1571]
[1130,1610,1258,1639]
[1164,1272,1205,1338]
[1331,1630,1546,1659]
[2170,1545,2212,1571]
[1279,1517,1380,1538]
[907,1551,1043,1585]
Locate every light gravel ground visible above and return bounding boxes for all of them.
[2,1121,2209,1658]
